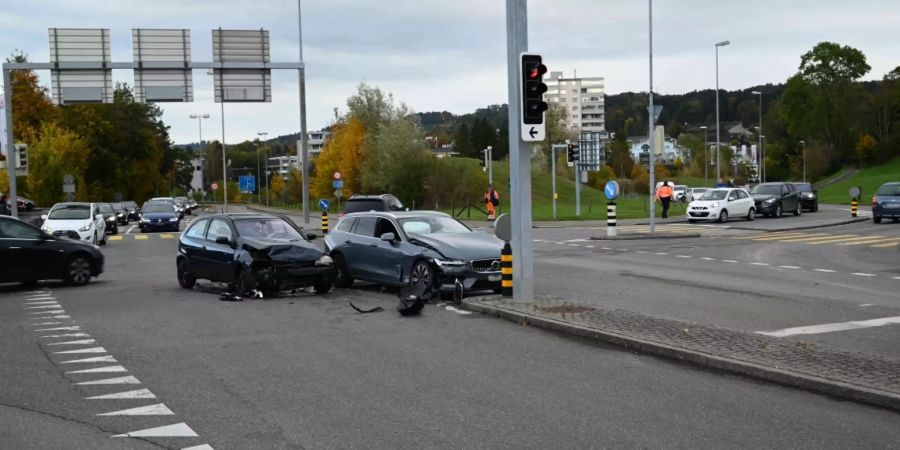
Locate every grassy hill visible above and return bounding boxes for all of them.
[818,158,900,204]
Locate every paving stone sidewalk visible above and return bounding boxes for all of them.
[463,297,900,411]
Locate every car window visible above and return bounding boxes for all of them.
[876,184,900,196]
[143,203,175,214]
[234,218,305,240]
[750,184,782,195]
[374,218,400,239]
[185,219,209,239]
[399,216,471,235]
[336,217,356,232]
[739,190,749,199]
[207,219,233,242]
[343,199,385,213]
[0,220,42,239]
[728,191,738,201]
[99,204,113,214]
[699,190,728,201]
[353,216,377,237]
[48,204,92,220]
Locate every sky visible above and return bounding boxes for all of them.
[1,0,899,145]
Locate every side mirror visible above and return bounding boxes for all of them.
[380,232,397,243]
[41,214,48,221]
[306,233,318,241]
[215,236,232,246]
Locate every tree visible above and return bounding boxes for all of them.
[454,122,472,156]
[855,134,878,165]
[311,117,366,199]
[361,116,434,206]
[630,164,649,194]
[26,123,90,205]
[270,174,285,200]
[346,83,407,133]
[608,134,634,177]
[7,51,58,146]
[537,103,576,172]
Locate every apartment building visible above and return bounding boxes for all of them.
[543,71,606,133]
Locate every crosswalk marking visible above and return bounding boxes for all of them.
[732,232,804,240]
[134,235,149,240]
[871,241,900,248]
[778,234,858,243]
[159,233,175,239]
[807,235,883,245]
[838,237,890,246]
[750,233,813,241]
[108,235,124,241]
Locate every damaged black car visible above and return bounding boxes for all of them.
[176,213,335,297]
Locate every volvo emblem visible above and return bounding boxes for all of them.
[490,260,501,271]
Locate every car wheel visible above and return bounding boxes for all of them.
[747,208,755,221]
[92,232,99,246]
[236,268,256,297]
[313,281,332,295]
[332,253,353,288]
[99,233,106,245]
[64,256,93,286]
[718,210,729,223]
[177,260,196,289]
[775,204,783,218]
[410,260,435,298]
[794,203,801,216]
[893,218,900,223]
[813,201,818,212]
[873,216,882,224]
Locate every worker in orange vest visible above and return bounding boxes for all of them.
[656,181,674,219]
[485,184,500,220]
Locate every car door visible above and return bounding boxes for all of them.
[725,190,742,216]
[781,184,796,211]
[366,218,408,285]
[203,218,237,282]
[738,190,753,215]
[343,216,378,281]
[0,219,64,281]
[180,218,210,279]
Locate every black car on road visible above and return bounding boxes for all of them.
[325,211,503,296]
[750,183,802,218]
[341,194,405,216]
[98,203,119,234]
[792,182,819,212]
[112,202,129,225]
[176,213,335,297]
[0,215,104,286]
[873,182,900,224]
[123,200,141,221]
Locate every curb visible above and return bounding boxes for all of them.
[589,233,701,240]
[727,216,868,232]
[462,300,900,413]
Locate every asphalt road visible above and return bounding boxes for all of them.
[2,210,900,448]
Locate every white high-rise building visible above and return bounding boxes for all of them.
[543,71,605,133]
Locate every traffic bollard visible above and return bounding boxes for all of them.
[851,199,858,218]
[501,242,512,298]
[321,211,329,234]
[607,202,617,237]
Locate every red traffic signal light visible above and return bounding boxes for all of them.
[528,63,547,80]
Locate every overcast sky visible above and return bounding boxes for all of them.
[2,0,899,144]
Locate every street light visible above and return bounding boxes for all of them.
[751,90,763,182]
[700,125,708,186]
[189,114,210,199]
[258,132,269,206]
[800,140,807,182]
[715,40,730,184]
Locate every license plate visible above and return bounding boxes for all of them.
[488,275,501,282]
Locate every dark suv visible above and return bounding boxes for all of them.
[341,194,405,216]
[872,182,900,224]
[792,182,818,212]
[750,182,802,218]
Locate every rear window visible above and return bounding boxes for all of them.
[343,199,385,213]
[877,184,900,196]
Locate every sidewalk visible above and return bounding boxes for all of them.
[463,297,900,412]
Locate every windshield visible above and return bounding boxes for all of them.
[794,183,813,192]
[674,186,686,192]
[112,203,125,211]
[751,184,783,195]
[699,190,729,201]
[234,218,305,240]
[48,204,91,220]
[693,188,708,194]
[398,216,471,235]
[877,184,900,196]
[174,197,188,203]
[143,203,174,214]
[99,204,113,214]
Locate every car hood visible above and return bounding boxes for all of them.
[407,232,503,261]
[751,194,776,202]
[239,237,325,263]
[43,218,94,230]
[142,212,177,220]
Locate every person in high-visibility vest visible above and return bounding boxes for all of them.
[485,185,500,220]
[656,181,674,219]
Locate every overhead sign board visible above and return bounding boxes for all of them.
[132,29,193,102]
[49,28,114,104]
[212,29,272,103]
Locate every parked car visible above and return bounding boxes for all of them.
[139,202,181,232]
[17,196,35,211]
[325,211,504,296]
[341,194,405,216]
[98,203,119,234]
[123,200,141,221]
[872,182,900,224]
[673,185,689,203]
[40,202,107,245]
[111,202,129,225]
[176,213,335,297]
[0,215,104,286]
[687,188,709,203]
[687,188,756,223]
[174,196,192,215]
[792,182,819,212]
[750,182,802,218]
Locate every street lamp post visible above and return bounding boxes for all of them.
[258,132,269,206]
[751,90,762,182]
[648,0,656,233]
[189,114,210,199]
[700,125,708,186]
[800,140,807,182]
[715,40,730,184]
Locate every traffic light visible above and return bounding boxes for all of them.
[521,54,548,125]
[566,143,580,163]
[14,144,27,171]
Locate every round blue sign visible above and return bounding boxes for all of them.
[318,199,330,211]
[604,180,620,200]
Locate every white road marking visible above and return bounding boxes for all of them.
[67,365,127,374]
[76,375,141,385]
[637,250,648,254]
[851,272,876,277]
[563,238,590,243]
[24,295,54,300]
[60,356,117,364]
[98,403,174,416]
[47,339,97,346]
[32,322,64,326]
[601,247,612,250]
[758,316,900,337]
[113,423,198,438]
[36,326,80,332]
[655,252,668,256]
[750,263,769,266]
[126,225,137,235]
[779,266,801,269]
[54,347,107,355]
[182,445,215,450]
[568,244,581,247]
[894,276,900,280]
[859,304,874,307]
[676,255,691,259]
[86,388,156,400]
[814,269,836,273]
[41,333,89,338]
[700,257,715,261]
[26,304,63,309]
[722,260,738,263]
[31,310,66,315]
[42,315,70,319]
[586,245,595,248]
[444,305,473,315]
[24,301,59,305]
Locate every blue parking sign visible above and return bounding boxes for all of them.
[318,199,330,211]
[239,175,255,194]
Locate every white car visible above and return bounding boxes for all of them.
[687,188,709,203]
[686,188,756,223]
[673,185,689,202]
[41,202,107,245]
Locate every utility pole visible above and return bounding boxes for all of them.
[715,40,730,184]
[752,90,762,182]
[700,125,708,186]
[298,0,310,224]
[189,114,210,199]
[257,132,268,205]
[800,140,807,182]
[648,0,656,232]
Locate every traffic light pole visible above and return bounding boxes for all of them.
[575,166,581,217]
[3,68,18,219]
[505,0,533,301]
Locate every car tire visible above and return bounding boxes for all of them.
[409,260,436,300]
[813,201,818,212]
[718,210,729,223]
[775,204,783,218]
[236,268,256,297]
[177,260,196,289]
[313,281,332,295]
[873,216,882,224]
[794,203,801,216]
[747,208,755,221]
[64,255,93,286]
[92,232,99,246]
[99,233,106,245]
[332,253,353,288]
[397,294,425,316]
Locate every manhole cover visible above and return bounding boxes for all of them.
[538,305,595,314]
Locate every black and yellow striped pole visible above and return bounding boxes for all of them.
[851,199,858,217]
[607,201,617,237]
[501,242,512,297]
[321,211,329,234]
